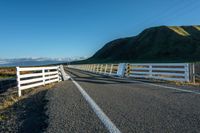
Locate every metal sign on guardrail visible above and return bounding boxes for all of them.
[117,63,126,77]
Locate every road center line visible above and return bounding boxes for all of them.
[70,77,121,133]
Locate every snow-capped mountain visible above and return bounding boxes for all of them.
[0,57,87,67]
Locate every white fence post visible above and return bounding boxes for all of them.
[17,67,21,97]
[185,64,190,82]
[42,68,45,85]
[100,65,103,74]
[58,66,62,81]
[110,64,113,75]
[149,65,152,78]
[192,63,195,84]
[92,64,95,72]
[96,64,99,73]
[90,65,92,71]
[104,64,108,74]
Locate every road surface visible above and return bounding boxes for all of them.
[45,68,200,133]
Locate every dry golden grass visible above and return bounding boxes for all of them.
[0,67,37,79]
[0,114,8,121]
[168,26,190,36]
[0,67,16,78]
[0,83,56,112]
[194,25,200,31]
[0,94,18,112]
[168,80,200,86]
[0,67,16,75]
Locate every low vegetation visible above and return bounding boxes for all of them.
[0,67,16,79]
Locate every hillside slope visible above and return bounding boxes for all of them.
[78,25,200,64]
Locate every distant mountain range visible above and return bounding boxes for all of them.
[0,57,86,67]
[74,25,200,64]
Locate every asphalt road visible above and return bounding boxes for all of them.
[45,78,107,133]
[45,68,200,133]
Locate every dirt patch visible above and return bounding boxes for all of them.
[0,84,55,133]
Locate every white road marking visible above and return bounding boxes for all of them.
[70,77,121,133]
[113,76,200,95]
[132,80,200,95]
[69,68,200,95]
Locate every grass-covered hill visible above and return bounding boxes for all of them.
[73,25,200,64]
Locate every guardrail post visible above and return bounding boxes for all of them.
[192,63,195,84]
[42,68,45,85]
[87,65,89,71]
[126,64,130,77]
[94,64,96,72]
[149,65,153,78]
[185,64,190,82]
[96,64,99,73]
[100,64,103,74]
[16,67,21,97]
[89,64,92,72]
[87,65,90,71]
[58,66,62,82]
[104,64,108,74]
[90,65,92,71]
[90,65,92,72]
[109,64,113,75]
[92,64,95,72]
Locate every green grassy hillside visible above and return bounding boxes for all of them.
[72,25,200,64]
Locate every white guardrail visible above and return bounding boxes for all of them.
[127,63,189,82]
[16,65,66,97]
[68,64,120,76]
[68,63,190,82]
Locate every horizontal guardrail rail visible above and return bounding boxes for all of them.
[67,63,190,82]
[68,64,120,76]
[17,66,62,97]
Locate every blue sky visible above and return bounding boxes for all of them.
[0,0,200,59]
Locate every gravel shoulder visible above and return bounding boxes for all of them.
[0,85,51,133]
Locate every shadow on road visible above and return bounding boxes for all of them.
[66,69,134,85]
